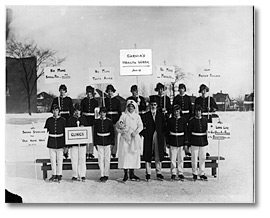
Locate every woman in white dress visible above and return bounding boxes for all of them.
[116,99,143,182]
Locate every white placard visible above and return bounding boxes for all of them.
[207,123,231,140]
[65,126,93,144]
[89,67,115,84]
[120,49,152,76]
[20,129,48,146]
[156,65,175,82]
[44,67,71,83]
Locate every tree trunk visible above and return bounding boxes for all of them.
[27,94,32,116]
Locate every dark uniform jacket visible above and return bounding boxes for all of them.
[194,96,218,123]
[141,110,166,162]
[51,96,74,121]
[166,116,188,147]
[104,96,122,124]
[80,97,99,126]
[188,117,208,147]
[66,115,88,147]
[150,95,172,119]
[93,118,114,146]
[173,94,193,120]
[44,116,66,149]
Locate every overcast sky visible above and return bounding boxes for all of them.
[7,6,254,99]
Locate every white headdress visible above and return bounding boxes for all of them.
[125,99,139,115]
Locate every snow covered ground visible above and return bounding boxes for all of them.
[5,111,254,203]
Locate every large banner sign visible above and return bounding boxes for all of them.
[65,127,93,144]
[156,65,175,83]
[20,129,48,146]
[208,123,231,140]
[120,49,152,76]
[89,67,115,84]
[44,67,71,83]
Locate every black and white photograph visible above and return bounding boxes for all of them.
[4,4,256,205]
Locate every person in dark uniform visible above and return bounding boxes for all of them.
[50,84,73,159]
[44,104,67,182]
[150,82,171,158]
[188,105,208,181]
[81,85,99,159]
[194,84,218,123]
[166,104,188,181]
[126,85,147,117]
[141,96,166,182]
[151,82,172,119]
[195,84,218,157]
[93,107,115,182]
[173,83,193,157]
[51,84,74,121]
[67,103,88,182]
[104,84,121,158]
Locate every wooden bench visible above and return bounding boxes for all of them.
[36,156,225,180]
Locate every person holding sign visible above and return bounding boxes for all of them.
[116,99,143,182]
[126,85,147,117]
[141,96,166,182]
[104,84,122,158]
[81,85,99,159]
[151,83,172,119]
[195,84,218,157]
[51,84,74,121]
[93,107,115,182]
[195,84,218,123]
[166,104,188,181]
[50,84,73,159]
[44,104,67,182]
[67,103,88,182]
[173,83,193,157]
[188,105,208,181]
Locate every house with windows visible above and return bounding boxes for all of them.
[213,91,231,111]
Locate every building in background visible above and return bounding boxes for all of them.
[213,91,231,111]
[37,92,54,113]
[244,92,254,111]
[6,57,37,114]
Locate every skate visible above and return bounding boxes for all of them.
[103,176,108,182]
[81,177,86,182]
[156,174,164,181]
[193,174,198,181]
[71,177,79,182]
[123,173,128,182]
[178,174,185,182]
[145,174,151,182]
[200,175,208,181]
[171,175,177,181]
[48,175,57,182]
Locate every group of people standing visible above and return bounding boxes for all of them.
[44,82,218,183]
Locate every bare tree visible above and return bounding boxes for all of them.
[6,38,66,115]
[138,83,148,97]
[170,65,189,98]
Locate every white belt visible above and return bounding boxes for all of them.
[97,132,110,137]
[49,133,64,138]
[83,112,95,116]
[202,112,212,116]
[182,110,189,114]
[170,132,184,136]
[139,111,146,114]
[192,132,207,136]
[60,111,69,114]
[107,111,118,115]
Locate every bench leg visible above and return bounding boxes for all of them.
[42,164,48,180]
[212,160,217,177]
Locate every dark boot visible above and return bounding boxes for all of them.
[129,169,140,181]
[123,169,128,182]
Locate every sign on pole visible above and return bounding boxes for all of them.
[156,65,175,83]
[65,127,93,145]
[44,67,71,84]
[120,49,152,76]
[20,129,48,146]
[89,67,115,84]
[207,123,231,140]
